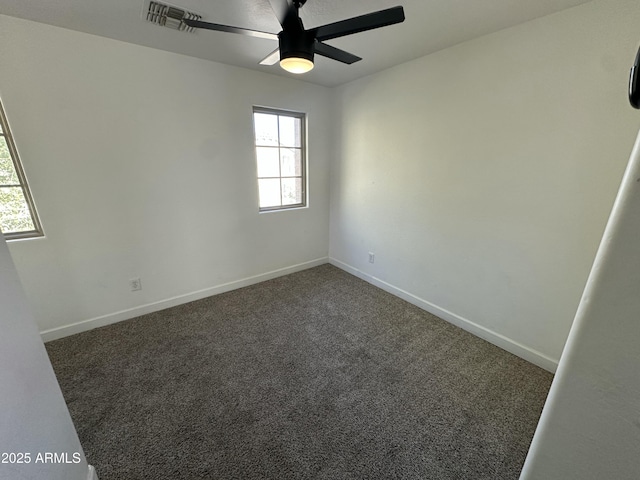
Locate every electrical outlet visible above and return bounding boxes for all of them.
[129,277,142,292]
[368,252,375,264]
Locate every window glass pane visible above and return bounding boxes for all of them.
[280,148,301,177]
[0,186,35,233]
[254,108,305,211]
[254,113,279,146]
[256,147,280,178]
[0,100,42,238]
[258,179,282,208]
[0,137,20,185]
[281,177,302,205]
[279,116,301,147]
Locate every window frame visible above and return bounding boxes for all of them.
[0,100,44,240]
[252,106,307,213]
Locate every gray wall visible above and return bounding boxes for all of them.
[4,1,640,371]
[521,129,640,479]
[0,235,90,480]
[0,14,332,339]
[329,0,640,370]
[2,0,640,478]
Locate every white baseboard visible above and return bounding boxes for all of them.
[41,257,329,342]
[41,255,557,372]
[329,258,558,373]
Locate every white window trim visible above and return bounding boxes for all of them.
[0,101,44,241]
[253,106,307,212]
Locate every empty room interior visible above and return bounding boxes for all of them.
[2,0,640,479]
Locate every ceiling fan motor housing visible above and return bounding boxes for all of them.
[184,2,405,71]
[278,29,315,62]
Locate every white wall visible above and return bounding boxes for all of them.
[0,235,92,480]
[520,128,640,479]
[0,15,332,338]
[2,0,639,368]
[329,0,640,370]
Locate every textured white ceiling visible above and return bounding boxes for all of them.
[0,0,594,87]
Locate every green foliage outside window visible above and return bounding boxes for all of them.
[0,101,42,239]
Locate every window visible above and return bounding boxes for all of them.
[253,107,306,211]
[0,100,43,240]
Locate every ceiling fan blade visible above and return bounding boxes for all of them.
[259,48,281,65]
[183,19,278,41]
[313,6,405,42]
[314,41,361,65]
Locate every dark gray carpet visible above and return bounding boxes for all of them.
[46,264,552,480]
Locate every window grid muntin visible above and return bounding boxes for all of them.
[253,107,306,212]
[0,101,43,240]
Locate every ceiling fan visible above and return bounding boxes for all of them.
[183,0,405,74]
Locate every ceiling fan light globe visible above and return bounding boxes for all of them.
[280,57,314,74]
